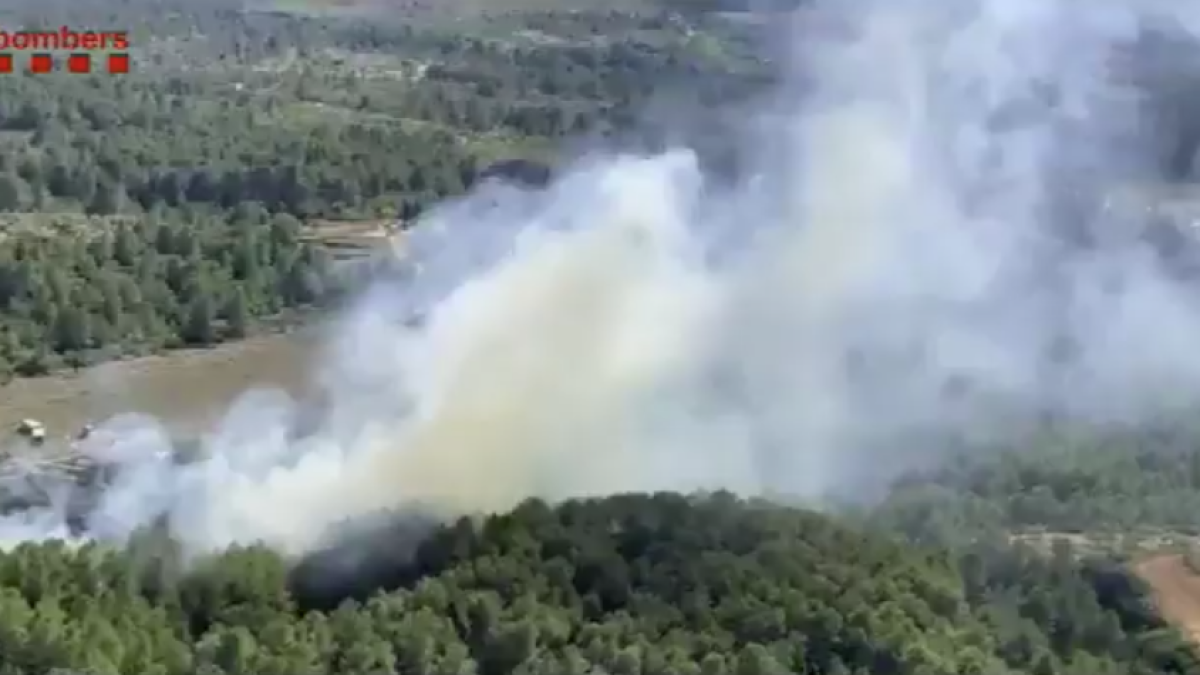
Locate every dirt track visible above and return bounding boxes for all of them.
[1136,554,1200,645]
[0,334,317,441]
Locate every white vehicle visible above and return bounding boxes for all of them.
[15,419,46,445]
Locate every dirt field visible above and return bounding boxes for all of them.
[1136,554,1200,645]
[0,333,318,442]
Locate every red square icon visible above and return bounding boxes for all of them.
[0,55,11,74]
[107,53,129,74]
[28,54,52,74]
[67,54,90,74]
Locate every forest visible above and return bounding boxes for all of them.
[4,1,1200,674]
[0,0,771,378]
[852,417,1200,530]
[0,492,1196,675]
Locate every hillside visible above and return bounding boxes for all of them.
[869,424,1200,547]
[8,1,1200,673]
[0,0,771,382]
[0,493,1192,675]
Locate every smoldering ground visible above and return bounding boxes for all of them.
[5,0,1200,559]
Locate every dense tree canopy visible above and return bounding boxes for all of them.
[0,493,1194,675]
[0,0,769,378]
[0,207,335,379]
[871,422,1200,544]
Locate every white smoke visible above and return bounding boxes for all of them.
[5,0,1200,557]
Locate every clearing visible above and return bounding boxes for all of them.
[302,218,402,261]
[1136,554,1200,646]
[0,334,317,443]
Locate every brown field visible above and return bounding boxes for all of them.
[0,333,318,443]
[1136,554,1200,646]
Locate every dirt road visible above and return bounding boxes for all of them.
[1135,554,1200,645]
[0,333,317,441]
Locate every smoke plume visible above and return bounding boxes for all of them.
[5,0,1200,557]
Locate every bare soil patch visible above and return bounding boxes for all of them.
[1136,554,1200,646]
[0,334,318,443]
[302,219,402,261]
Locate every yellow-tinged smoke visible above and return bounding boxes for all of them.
[6,0,1200,557]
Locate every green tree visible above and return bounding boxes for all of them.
[0,172,23,211]
[223,288,250,339]
[181,296,215,346]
